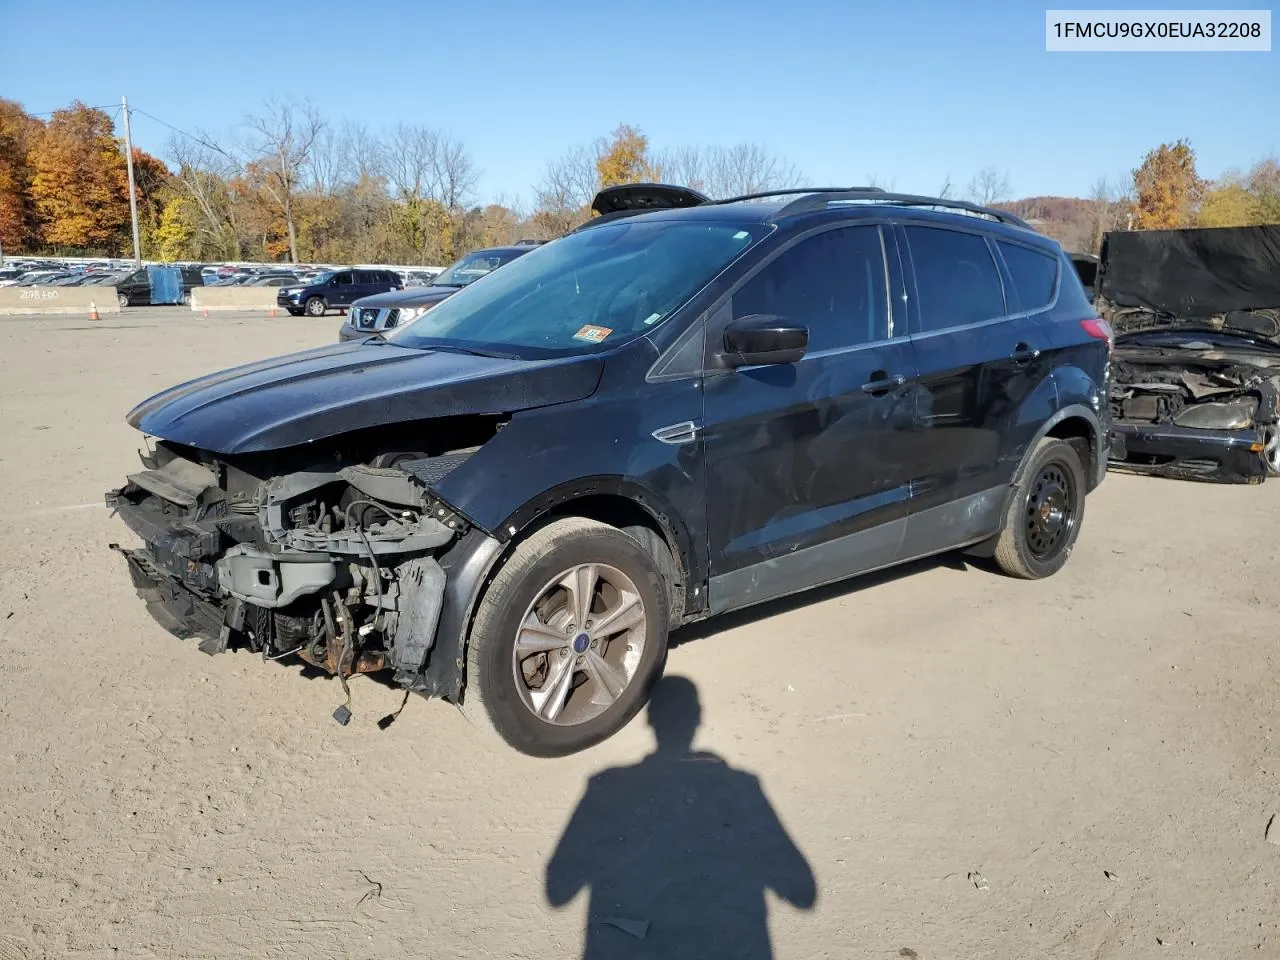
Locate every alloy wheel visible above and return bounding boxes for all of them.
[511,562,647,727]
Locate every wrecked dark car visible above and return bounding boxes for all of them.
[108,186,1110,756]
[1103,225,1280,482]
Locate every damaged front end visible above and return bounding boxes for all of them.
[1107,306,1280,482]
[106,439,488,697]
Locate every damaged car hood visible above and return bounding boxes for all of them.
[127,340,604,454]
[1101,225,1280,344]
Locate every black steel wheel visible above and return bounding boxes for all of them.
[993,437,1087,579]
[1024,462,1076,560]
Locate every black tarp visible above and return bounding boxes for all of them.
[1100,225,1280,317]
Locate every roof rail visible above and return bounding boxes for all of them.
[771,190,1031,229]
[714,186,886,205]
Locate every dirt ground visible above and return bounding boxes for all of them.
[2,308,1280,959]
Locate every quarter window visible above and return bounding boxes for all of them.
[998,241,1059,311]
[732,225,889,352]
[904,226,1005,333]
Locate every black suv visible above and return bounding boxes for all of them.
[277,268,402,317]
[339,245,538,341]
[107,186,1111,756]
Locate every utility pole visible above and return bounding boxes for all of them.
[121,96,142,265]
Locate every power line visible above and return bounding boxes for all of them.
[129,106,236,160]
[24,103,118,118]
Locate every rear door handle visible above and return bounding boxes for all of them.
[1010,343,1042,364]
[861,373,907,393]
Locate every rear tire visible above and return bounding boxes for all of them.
[461,517,669,757]
[993,437,1087,579]
[304,296,326,317]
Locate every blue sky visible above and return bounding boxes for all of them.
[2,0,1275,205]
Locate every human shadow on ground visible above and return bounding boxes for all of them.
[546,675,816,959]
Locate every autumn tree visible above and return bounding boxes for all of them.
[1244,157,1280,223]
[1132,139,1205,229]
[28,102,130,250]
[242,100,325,263]
[596,124,656,188]
[0,99,42,251]
[1197,176,1255,227]
[151,191,197,260]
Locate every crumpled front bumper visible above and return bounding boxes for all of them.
[1109,421,1271,483]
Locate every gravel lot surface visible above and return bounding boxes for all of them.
[2,308,1279,959]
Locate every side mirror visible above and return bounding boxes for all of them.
[723,315,808,367]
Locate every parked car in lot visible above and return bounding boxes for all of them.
[339,245,537,341]
[1103,225,1280,483]
[115,265,206,306]
[106,185,1110,756]
[277,268,403,316]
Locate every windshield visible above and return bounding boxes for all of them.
[392,220,767,357]
[432,251,516,288]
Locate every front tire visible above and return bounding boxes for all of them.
[462,517,669,757]
[304,296,326,317]
[117,292,130,307]
[993,437,1087,579]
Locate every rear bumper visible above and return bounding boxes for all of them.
[1109,421,1270,483]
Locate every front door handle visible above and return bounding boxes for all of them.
[1011,343,1042,364]
[861,372,907,393]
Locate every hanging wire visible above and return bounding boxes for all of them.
[129,107,237,160]
[24,103,118,118]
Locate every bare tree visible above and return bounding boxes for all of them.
[167,133,243,259]
[305,125,350,195]
[865,173,897,191]
[242,99,326,262]
[707,143,803,198]
[653,145,709,194]
[1087,175,1135,251]
[339,120,383,184]
[432,133,477,209]
[653,143,803,199]
[968,166,1012,205]
[533,144,600,234]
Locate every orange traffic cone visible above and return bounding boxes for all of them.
[269,307,277,318]
[89,301,100,321]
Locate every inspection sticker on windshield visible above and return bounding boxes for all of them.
[573,324,613,343]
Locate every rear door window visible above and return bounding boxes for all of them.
[998,241,1059,311]
[904,226,1005,333]
[732,225,889,352]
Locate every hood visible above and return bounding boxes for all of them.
[127,341,605,455]
[590,183,711,216]
[1101,225,1280,319]
[350,286,458,309]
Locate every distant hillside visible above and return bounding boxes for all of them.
[994,196,1124,253]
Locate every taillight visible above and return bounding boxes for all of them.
[1080,317,1113,350]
